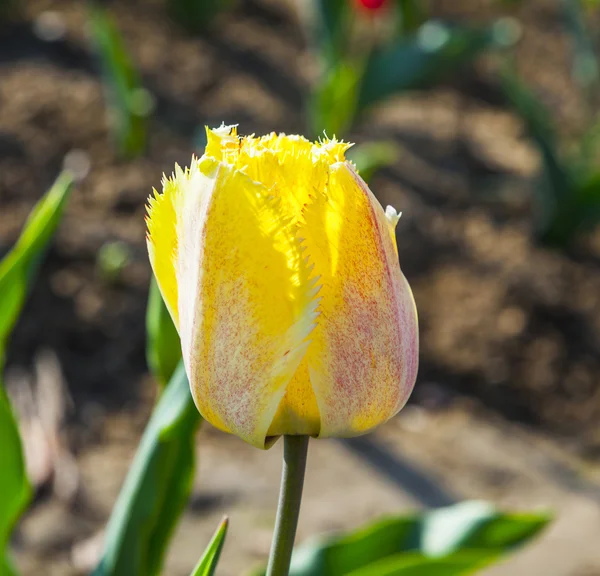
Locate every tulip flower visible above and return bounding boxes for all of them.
[355,0,388,12]
[146,125,418,450]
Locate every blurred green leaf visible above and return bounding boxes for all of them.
[92,363,201,576]
[88,3,152,157]
[394,0,427,35]
[499,68,588,245]
[146,276,181,387]
[358,22,511,111]
[0,394,29,576]
[254,501,549,576]
[348,141,400,183]
[189,517,229,576]
[0,171,72,576]
[167,0,231,33]
[308,59,363,138]
[0,171,73,365]
[343,551,497,576]
[563,0,600,93]
[312,0,350,62]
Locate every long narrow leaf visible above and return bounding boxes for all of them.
[92,364,201,576]
[88,3,150,157]
[0,394,29,576]
[0,172,73,357]
[0,171,73,575]
[189,517,229,576]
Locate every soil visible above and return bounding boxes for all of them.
[2,0,600,575]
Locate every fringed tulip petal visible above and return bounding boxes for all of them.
[180,161,319,448]
[299,162,419,438]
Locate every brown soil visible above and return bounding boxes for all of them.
[3,0,600,574]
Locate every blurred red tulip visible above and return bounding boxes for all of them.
[355,0,387,11]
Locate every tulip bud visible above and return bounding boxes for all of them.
[146,126,418,448]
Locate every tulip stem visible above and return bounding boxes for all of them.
[266,435,310,576]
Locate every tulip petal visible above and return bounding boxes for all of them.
[180,160,319,448]
[299,162,419,438]
[146,172,182,327]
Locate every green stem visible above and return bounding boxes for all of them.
[266,435,310,576]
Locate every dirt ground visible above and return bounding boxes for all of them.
[2,0,600,574]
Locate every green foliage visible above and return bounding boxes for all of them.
[92,364,201,576]
[88,3,152,158]
[0,171,73,575]
[394,0,427,35]
[312,0,350,63]
[501,68,600,245]
[358,23,509,110]
[0,171,73,362]
[0,396,29,576]
[167,0,231,33]
[189,517,229,576]
[254,501,549,576]
[563,0,600,94]
[309,59,363,138]
[308,16,516,139]
[146,277,181,387]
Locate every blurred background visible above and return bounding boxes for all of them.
[2,0,600,574]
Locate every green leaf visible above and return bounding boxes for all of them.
[394,0,427,35]
[563,0,600,92]
[189,517,229,576]
[0,172,73,355]
[499,68,585,245]
[254,501,550,576]
[347,141,400,183]
[312,0,350,62]
[88,3,152,157]
[358,23,508,112]
[308,59,363,138]
[146,277,181,387]
[92,364,201,576]
[0,171,72,575]
[0,393,30,576]
[347,551,498,576]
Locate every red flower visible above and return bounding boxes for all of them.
[355,0,387,11]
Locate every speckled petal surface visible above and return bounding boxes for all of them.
[179,159,319,448]
[299,162,419,437]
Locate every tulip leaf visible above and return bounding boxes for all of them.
[146,277,181,387]
[358,23,508,112]
[341,550,498,576]
[312,0,350,62]
[0,395,29,576]
[0,171,73,575]
[189,517,229,576]
[92,363,201,576]
[308,58,363,139]
[0,172,73,357]
[394,0,427,35]
[253,501,549,576]
[88,2,151,157]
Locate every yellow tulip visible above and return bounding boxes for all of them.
[146,125,418,448]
